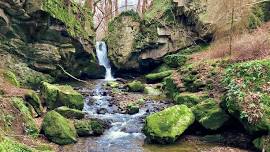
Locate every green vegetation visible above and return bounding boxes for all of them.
[41,111,77,145]
[164,54,188,68]
[0,137,33,152]
[12,98,39,137]
[143,105,195,144]
[127,80,145,92]
[3,71,20,87]
[74,120,105,137]
[127,104,140,115]
[41,82,84,110]
[253,136,270,152]
[223,59,270,133]
[145,70,173,83]
[174,92,206,108]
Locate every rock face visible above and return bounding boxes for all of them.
[41,82,84,110]
[143,105,195,144]
[106,0,212,72]
[41,111,77,145]
[0,0,104,85]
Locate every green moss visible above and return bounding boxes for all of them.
[164,76,179,99]
[25,91,43,116]
[127,80,145,92]
[174,92,206,108]
[12,98,39,137]
[0,137,33,152]
[106,81,120,88]
[90,120,105,135]
[144,0,173,21]
[164,54,188,68]
[3,71,20,87]
[55,106,85,119]
[41,82,84,110]
[144,87,162,96]
[41,111,77,145]
[127,104,140,115]
[145,70,173,83]
[253,136,270,152]
[74,120,92,137]
[143,105,195,144]
[153,64,172,73]
[43,0,94,39]
[192,99,230,130]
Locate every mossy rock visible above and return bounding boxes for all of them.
[164,77,179,99]
[0,137,34,152]
[143,105,195,144]
[12,98,39,137]
[174,92,205,108]
[253,135,270,152]
[3,71,20,87]
[144,86,162,96]
[106,81,119,88]
[127,104,140,115]
[164,54,188,68]
[74,119,105,137]
[153,64,171,73]
[55,106,85,119]
[41,82,84,110]
[127,80,145,92]
[145,70,173,83]
[25,91,43,116]
[41,111,77,145]
[192,99,230,130]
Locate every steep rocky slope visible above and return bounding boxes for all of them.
[0,0,104,87]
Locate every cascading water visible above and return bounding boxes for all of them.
[96,41,114,81]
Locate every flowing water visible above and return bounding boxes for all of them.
[96,42,114,81]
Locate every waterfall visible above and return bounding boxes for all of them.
[96,41,114,81]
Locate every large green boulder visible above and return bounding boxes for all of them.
[25,91,43,116]
[55,106,85,119]
[41,82,84,110]
[143,105,195,144]
[192,99,230,130]
[145,70,173,83]
[12,98,39,137]
[127,80,145,92]
[253,135,270,152]
[41,111,77,145]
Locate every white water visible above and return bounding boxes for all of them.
[96,41,114,81]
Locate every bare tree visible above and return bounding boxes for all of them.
[125,0,128,10]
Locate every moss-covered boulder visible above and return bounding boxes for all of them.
[174,92,205,108]
[127,81,145,92]
[127,104,140,115]
[145,70,173,83]
[223,60,270,133]
[12,98,39,137]
[144,86,162,96]
[192,99,230,130]
[41,82,84,110]
[164,54,188,68]
[3,71,20,87]
[74,120,105,137]
[253,136,270,152]
[55,106,85,119]
[25,91,43,116]
[164,77,179,99]
[143,105,195,144]
[106,81,120,88]
[41,111,77,145]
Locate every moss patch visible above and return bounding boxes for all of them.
[25,91,43,116]
[127,81,145,92]
[174,92,207,108]
[145,70,173,83]
[164,54,188,68]
[3,71,20,87]
[12,98,39,137]
[55,106,85,119]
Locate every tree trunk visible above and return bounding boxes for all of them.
[115,0,119,16]
[125,0,128,10]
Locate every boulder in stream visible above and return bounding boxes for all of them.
[41,82,84,110]
[143,105,195,144]
[74,119,105,137]
[41,111,77,145]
